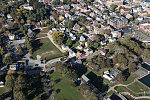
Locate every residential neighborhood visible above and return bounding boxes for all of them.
[0,0,150,100]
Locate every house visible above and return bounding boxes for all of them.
[73,23,81,32]
[61,45,69,51]
[103,74,113,81]
[100,49,106,56]
[69,49,76,57]
[69,33,76,40]
[126,14,133,19]
[80,36,85,42]
[8,34,15,40]
[84,48,93,55]
[76,45,83,50]
[109,38,116,42]
[76,52,85,58]
[9,64,18,70]
[81,75,90,83]
[120,8,131,15]
[0,81,4,87]
[22,4,33,10]
[138,11,148,17]
[27,29,35,38]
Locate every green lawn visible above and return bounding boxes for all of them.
[128,82,149,93]
[115,86,129,92]
[32,38,63,60]
[105,90,115,97]
[0,87,7,95]
[123,74,137,85]
[50,72,85,100]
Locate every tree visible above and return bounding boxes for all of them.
[110,4,118,12]
[65,38,73,46]
[5,75,15,90]
[3,55,13,65]
[17,46,24,56]
[0,46,4,55]
[14,75,27,91]
[52,31,65,45]
[128,62,137,73]
[14,90,26,100]
[106,59,112,68]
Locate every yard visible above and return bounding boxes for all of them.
[50,72,85,100]
[32,38,63,60]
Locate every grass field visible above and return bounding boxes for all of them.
[0,87,7,95]
[123,74,137,85]
[32,38,63,60]
[115,86,129,92]
[50,72,85,100]
[128,82,149,93]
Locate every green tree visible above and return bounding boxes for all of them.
[110,4,118,12]
[14,90,26,100]
[52,31,65,45]
[3,55,13,65]
[5,75,15,90]
[128,62,137,73]
[65,38,73,46]
[17,46,24,56]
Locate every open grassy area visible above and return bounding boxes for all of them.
[50,72,85,100]
[32,38,63,60]
[0,87,7,95]
[105,90,115,97]
[115,86,129,92]
[128,82,149,93]
[122,74,137,85]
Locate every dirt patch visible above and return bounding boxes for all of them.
[41,51,58,57]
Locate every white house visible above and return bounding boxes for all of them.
[69,49,76,57]
[109,38,116,43]
[103,74,113,81]
[69,33,76,40]
[76,45,83,50]
[8,34,15,40]
[23,4,33,10]
[80,36,85,42]
[9,64,17,70]
[0,81,4,87]
[61,45,69,51]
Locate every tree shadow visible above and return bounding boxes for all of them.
[54,78,61,84]
[31,39,43,52]
[87,71,109,92]
[56,89,61,94]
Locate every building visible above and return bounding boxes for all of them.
[23,4,33,10]
[0,81,4,87]
[111,31,121,38]
[108,17,128,29]
[81,75,90,83]
[140,23,150,33]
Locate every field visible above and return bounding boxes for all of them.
[128,82,149,93]
[32,38,63,60]
[0,87,7,95]
[50,72,85,100]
